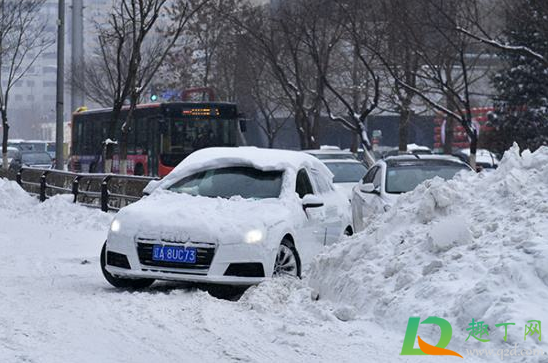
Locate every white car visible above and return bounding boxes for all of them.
[351,155,472,232]
[322,159,368,199]
[101,147,353,288]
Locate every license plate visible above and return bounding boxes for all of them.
[152,245,197,264]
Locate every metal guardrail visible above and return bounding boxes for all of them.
[3,167,157,212]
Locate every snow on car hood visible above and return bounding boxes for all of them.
[112,190,293,245]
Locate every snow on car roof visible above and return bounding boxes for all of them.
[304,149,353,155]
[383,154,468,167]
[160,147,334,187]
[321,159,365,164]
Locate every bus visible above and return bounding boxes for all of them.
[69,102,247,177]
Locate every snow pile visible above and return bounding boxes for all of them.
[0,178,37,211]
[0,178,111,231]
[309,144,548,353]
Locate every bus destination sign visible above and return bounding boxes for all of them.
[182,108,221,117]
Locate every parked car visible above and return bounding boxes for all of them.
[452,148,500,171]
[322,159,368,199]
[101,147,353,289]
[304,146,357,160]
[17,151,53,169]
[351,155,472,232]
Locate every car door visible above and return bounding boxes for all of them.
[294,168,326,266]
[310,167,345,245]
[353,165,385,230]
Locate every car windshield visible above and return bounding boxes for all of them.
[385,164,466,193]
[22,152,52,164]
[19,142,47,152]
[325,162,368,183]
[167,166,284,199]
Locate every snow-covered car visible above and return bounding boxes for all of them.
[453,148,500,171]
[101,147,353,289]
[304,146,357,160]
[322,159,368,199]
[351,155,472,232]
[382,143,433,158]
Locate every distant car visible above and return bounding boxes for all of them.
[383,144,433,158]
[18,151,53,169]
[0,147,22,171]
[304,146,357,160]
[101,147,353,289]
[322,159,368,199]
[452,149,499,171]
[351,155,472,232]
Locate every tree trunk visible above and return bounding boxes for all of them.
[119,97,138,175]
[104,107,121,174]
[398,106,410,153]
[469,128,478,171]
[295,109,309,149]
[2,111,9,171]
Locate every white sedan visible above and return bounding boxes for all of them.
[352,155,472,232]
[101,147,353,288]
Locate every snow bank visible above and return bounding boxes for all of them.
[309,144,548,354]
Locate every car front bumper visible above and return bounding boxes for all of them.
[105,234,275,286]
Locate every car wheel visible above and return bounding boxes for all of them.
[273,239,301,278]
[100,242,154,289]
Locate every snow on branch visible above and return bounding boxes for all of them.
[456,26,547,66]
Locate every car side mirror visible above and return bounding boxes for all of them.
[302,194,324,209]
[143,179,162,196]
[360,182,377,194]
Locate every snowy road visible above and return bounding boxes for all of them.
[0,184,409,363]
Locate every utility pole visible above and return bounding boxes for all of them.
[71,0,84,112]
[55,0,65,170]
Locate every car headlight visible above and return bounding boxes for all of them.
[245,229,263,244]
[110,219,121,233]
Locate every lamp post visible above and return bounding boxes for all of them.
[55,0,65,170]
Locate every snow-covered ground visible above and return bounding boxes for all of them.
[1,144,547,362]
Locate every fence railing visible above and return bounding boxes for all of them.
[1,167,157,212]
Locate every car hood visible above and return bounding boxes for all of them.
[112,190,293,245]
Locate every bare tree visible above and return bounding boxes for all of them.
[247,60,292,148]
[89,0,207,174]
[373,0,492,169]
[0,0,52,170]
[456,0,548,66]
[310,0,381,166]
[229,0,340,150]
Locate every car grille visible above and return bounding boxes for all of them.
[136,238,216,271]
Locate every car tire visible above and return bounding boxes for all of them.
[100,242,154,289]
[273,238,301,278]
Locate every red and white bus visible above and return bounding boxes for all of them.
[69,102,247,177]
